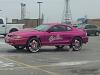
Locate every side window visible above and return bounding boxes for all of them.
[66,26,72,31]
[85,25,97,29]
[85,25,91,29]
[49,25,66,32]
[91,25,97,28]
[0,19,4,24]
[57,26,66,31]
[51,26,59,32]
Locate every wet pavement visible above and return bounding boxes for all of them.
[0,36,100,75]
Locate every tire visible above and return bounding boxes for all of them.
[3,34,7,37]
[55,45,64,49]
[26,38,40,53]
[9,28,18,33]
[71,37,83,51]
[14,45,25,50]
[95,31,99,36]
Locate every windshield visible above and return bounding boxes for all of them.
[34,24,51,31]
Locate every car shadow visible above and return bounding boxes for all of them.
[39,48,69,53]
[4,47,70,54]
[0,46,83,54]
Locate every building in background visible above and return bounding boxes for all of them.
[12,19,43,28]
[87,19,100,27]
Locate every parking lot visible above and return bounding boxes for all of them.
[0,36,100,75]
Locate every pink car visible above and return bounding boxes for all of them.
[5,23,88,53]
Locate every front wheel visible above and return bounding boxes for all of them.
[26,38,40,53]
[71,38,83,51]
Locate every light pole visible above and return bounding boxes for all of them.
[37,1,43,26]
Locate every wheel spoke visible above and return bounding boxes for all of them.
[72,38,82,51]
[27,38,40,53]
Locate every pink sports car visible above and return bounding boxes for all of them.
[5,23,88,53]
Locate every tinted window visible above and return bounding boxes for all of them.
[50,25,66,32]
[85,25,97,29]
[34,24,51,31]
[0,19,4,24]
[66,26,72,31]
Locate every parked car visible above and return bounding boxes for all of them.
[0,17,24,36]
[5,23,88,53]
[75,24,100,36]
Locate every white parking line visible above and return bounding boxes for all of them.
[50,61,91,66]
[0,61,15,67]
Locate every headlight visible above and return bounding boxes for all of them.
[13,35,22,39]
[86,32,87,36]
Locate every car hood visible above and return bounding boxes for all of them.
[8,28,42,36]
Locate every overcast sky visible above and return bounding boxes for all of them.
[0,0,100,22]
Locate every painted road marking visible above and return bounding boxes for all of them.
[1,56,100,75]
[0,61,15,67]
[50,61,91,66]
[0,56,59,75]
[0,67,29,71]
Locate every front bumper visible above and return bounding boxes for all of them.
[82,36,88,44]
[5,37,28,46]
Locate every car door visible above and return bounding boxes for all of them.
[47,25,72,45]
[0,19,6,34]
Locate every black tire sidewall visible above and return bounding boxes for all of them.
[72,37,83,51]
[9,29,18,33]
[26,38,40,53]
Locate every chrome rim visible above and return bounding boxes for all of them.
[72,39,82,51]
[29,40,39,52]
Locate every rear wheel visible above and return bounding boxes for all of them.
[71,37,83,51]
[26,38,40,53]
[14,46,25,50]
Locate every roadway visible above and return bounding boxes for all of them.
[0,36,100,75]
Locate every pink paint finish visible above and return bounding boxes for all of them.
[5,23,88,47]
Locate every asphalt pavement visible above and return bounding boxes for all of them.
[0,36,100,75]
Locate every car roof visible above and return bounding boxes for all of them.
[43,22,72,26]
[74,24,98,28]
